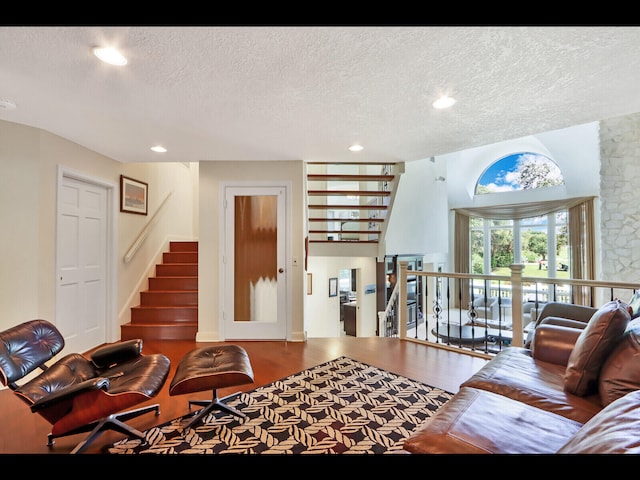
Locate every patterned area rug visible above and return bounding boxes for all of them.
[105,356,452,455]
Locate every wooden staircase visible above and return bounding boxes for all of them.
[121,241,198,341]
[306,161,403,252]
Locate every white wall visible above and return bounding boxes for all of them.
[1,122,41,324]
[0,120,198,335]
[385,158,449,256]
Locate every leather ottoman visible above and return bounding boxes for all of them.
[169,344,255,430]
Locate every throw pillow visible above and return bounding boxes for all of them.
[564,300,630,397]
[599,319,640,406]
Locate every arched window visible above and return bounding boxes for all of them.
[475,152,564,195]
[468,153,570,279]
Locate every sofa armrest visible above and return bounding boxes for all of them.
[524,303,597,348]
[531,324,584,366]
[536,302,597,329]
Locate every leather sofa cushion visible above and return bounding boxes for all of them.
[461,347,602,424]
[557,389,640,453]
[564,300,630,397]
[403,386,583,454]
[599,319,640,406]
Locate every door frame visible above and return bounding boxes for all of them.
[219,181,291,340]
[56,166,118,346]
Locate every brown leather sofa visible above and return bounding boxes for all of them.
[403,299,640,454]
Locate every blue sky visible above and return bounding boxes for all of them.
[477,152,563,193]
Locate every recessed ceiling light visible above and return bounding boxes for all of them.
[151,146,167,153]
[432,95,456,109]
[349,144,364,152]
[92,47,128,66]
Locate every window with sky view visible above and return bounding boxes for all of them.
[471,152,568,278]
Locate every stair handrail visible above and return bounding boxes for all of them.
[124,190,174,264]
[378,278,400,336]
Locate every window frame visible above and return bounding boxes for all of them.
[470,210,568,278]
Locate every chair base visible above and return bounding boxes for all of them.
[48,403,161,454]
[182,390,245,430]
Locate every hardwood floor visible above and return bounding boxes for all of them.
[0,336,488,454]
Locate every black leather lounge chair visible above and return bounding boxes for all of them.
[0,319,171,453]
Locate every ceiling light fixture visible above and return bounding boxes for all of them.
[92,47,128,66]
[432,96,456,109]
[151,146,167,153]
[349,144,364,152]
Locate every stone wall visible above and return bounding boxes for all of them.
[599,112,640,283]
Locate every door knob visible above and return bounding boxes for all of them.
[279,268,284,273]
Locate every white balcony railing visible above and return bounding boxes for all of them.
[382,261,640,359]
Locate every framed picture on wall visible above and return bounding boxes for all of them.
[120,175,148,215]
[329,277,338,297]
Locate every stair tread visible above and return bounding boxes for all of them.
[307,174,394,181]
[121,322,198,341]
[307,190,391,197]
[309,218,384,222]
[148,277,198,280]
[310,231,380,233]
[156,266,197,268]
[121,322,197,326]
[310,239,379,243]
[141,290,198,293]
[157,263,198,266]
[308,204,387,210]
[132,305,198,308]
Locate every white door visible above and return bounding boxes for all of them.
[56,175,108,353]
[223,185,287,340]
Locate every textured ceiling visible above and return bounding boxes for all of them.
[1,26,640,164]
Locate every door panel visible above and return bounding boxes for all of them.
[57,176,107,353]
[224,186,287,339]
